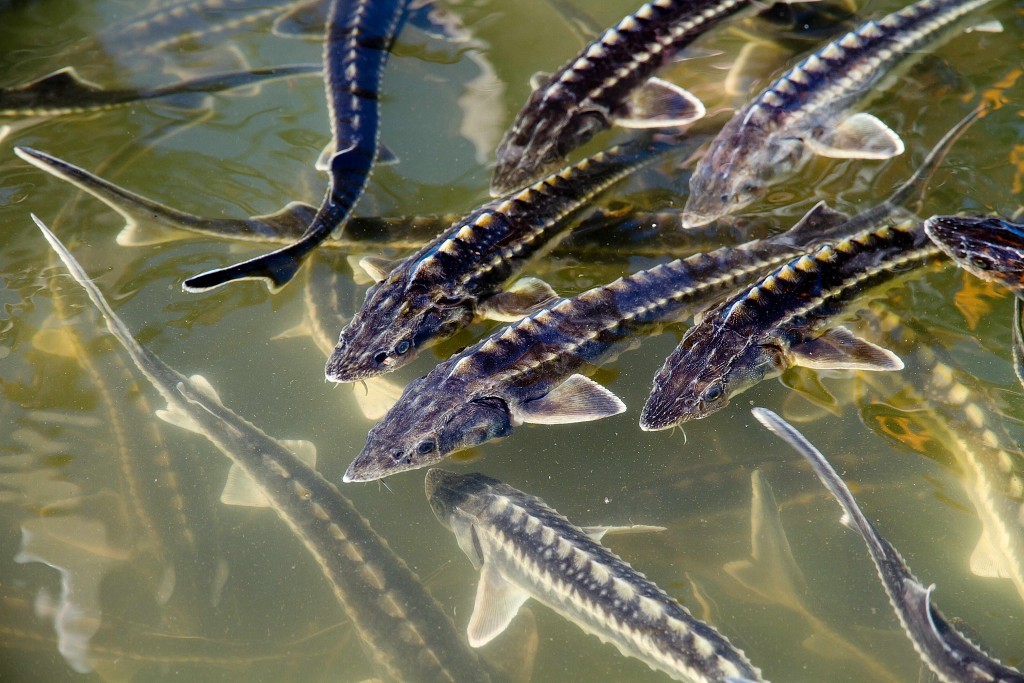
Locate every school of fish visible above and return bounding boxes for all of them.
[1,0,1022,680]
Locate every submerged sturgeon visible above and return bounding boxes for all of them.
[31,216,494,683]
[680,0,999,227]
[925,214,1024,387]
[640,219,944,430]
[0,64,320,118]
[752,408,1024,683]
[345,113,976,481]
[490,0,757,195]
[425,469,766,682]
[325,133,689,383]
[184,0,408,293]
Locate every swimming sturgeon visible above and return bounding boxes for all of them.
[752,407,1024,683]
[344,111,976,481]
[490,0,759,195]
[183,0,409,293]
[680,0,999,227]
[325,133,688,383]
[0,64,320,118]
[31,215,494,683]
[640,219,943,430]
[925,214,1024,388]
[425,469,766,682]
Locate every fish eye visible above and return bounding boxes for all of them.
[702,384,723,403]
[395,340,411,355]
[416,440,435,455]
[373,351,388,364]
[969,256,991,271]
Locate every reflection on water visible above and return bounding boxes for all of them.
[0,0,1021,680]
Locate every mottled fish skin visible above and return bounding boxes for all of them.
[753,408,1024,683]
[0,64,320,118]
[184,0,408,293]
[681,0,997,227]
[491,0,753,195]
[325,134,683,383]
[32,216,493,683]
[426,469,766,683]
[925,215,1024,292]
[641,221,940,430]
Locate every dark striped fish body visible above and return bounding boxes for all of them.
[34,217,493,683]
[925,215,1024,292]
[491,0,753,195]
[754,409,1024,683]
[641,221,939,430]
[681,0,997,227]
[325,135,681,383]
[184,0,408,292]
[343,209,852,481]
[0,65,320,118]
[426,469,766,682]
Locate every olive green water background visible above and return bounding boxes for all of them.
[0,0,1022,680]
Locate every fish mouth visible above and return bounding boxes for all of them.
[678,210,717,229]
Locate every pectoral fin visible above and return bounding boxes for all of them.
[784,201,852,243]
[478,277,559,321]
[529,71,552,91]
[970,529,1010,579]
[467,563,530,647]
[271,0,326,37]
[514,374,625,425]
[357,255,398,283]
[806,113,904,160]
[790,327,903,371]
[582,525,666,542]
[615,77,705,129]
[220,439,317,508]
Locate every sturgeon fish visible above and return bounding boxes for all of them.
[0,64,320,118]
[640,220,944,430]
[490,0,757,195]
[325,133,688,383]
[680,0,999,227]
[184,0,409,292]
[345,111,976,481]
[752,408,1024,683]
[32,216,493,683]
[425,469,766,682]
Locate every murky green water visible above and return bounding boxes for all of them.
[0,0,1022,680]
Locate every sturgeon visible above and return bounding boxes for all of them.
[325,133,688,383]
[426,469,766,682]
[184,0,409,292]
[32,215,493,683]
[681,0,999,227]
[752,408,1024,683]
[640,220,943,430]
[343,112,977,481]
[490,0,757,195]
[0,64,319,118]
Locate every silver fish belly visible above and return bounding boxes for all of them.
[33,216,493,683]
[491,0,752,195]
[640,220,940,430]
[753,408,1024,683]
[681,0,998,227]
[325,133,685,384]
[426,469,766,683]
[183,0,409,293]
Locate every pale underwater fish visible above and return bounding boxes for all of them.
[426,468,766,682]
[752,408,1024,683]
[32,215,495,683]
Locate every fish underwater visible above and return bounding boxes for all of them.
[640,219,942,431]
[680,0,1000,227]
[490,0,753,195]
[183,0,409,293]
[324,132,686,383]
[425,468,766,682]
[752,407,1024,683]
[345,109,976,482]
[31,215,495,683]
